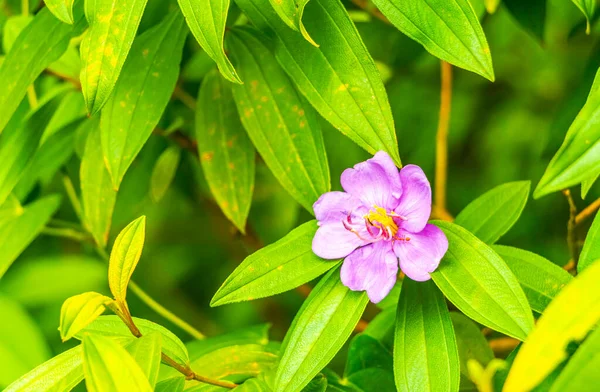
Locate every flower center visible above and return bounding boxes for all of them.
[365,206,398,237]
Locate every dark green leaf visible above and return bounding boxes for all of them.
[196,69,255,232]
[571,0,596,34]
[431,221,534,341]
[150,146,181,204]
[371,0,494,80]
[578,211,600,272]
[228,26,330,212]
[455,181,530,244]
[503,0,546,42]
[234,0,401,165]
[394,279,460,392]
[345,334,392,377]
[211,221,337,306]
[450,312,494,383]
[275,267,369,392]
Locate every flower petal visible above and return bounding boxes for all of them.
[313,191,363,223]
[394,224,448,281]
[341,151,402,209]
[312,222,368,259]
[395,164,432,233]
[340,241,398,303]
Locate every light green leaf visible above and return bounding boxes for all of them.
[196,69,255,232]
[450,312,494,385]
[371,0,494,80]
[228,27,330,212]
[578,211,600,273]
[59,292,112,342]
[82,333,152,392]
[0,195,61,279]
[108,216,146,303]
[80,118,116,248]
[186,324,270,361]
[212,221,336,306]
[275,267,369,392]
[155,376,185,392]
[3,346,83,392]
[550,326,600,391]
[177,0,241,83]
[571,0,596,34]
[80,0,149,114]
[268,0,317,46]
[503,258,600,391]
[79,315,190,367]
[0,296,51,387]
[150,146,181,204]
[234,0,401,166]
[101,10,187,189]
[493,245,572,313]
[45,0,75,24]
[581,172,598,199]
[455,181,530,244]
[41,89,86,143]
[0,7,82,134]
[431,221,534,341]
[2,15,32,52]
[125,332,162,389]
[535,68,600,198]
[394,279,460,392]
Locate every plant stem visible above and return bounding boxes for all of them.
[575,196,600,225]
[563,190,580,264]
[42,227,90,242]
[173,85,196,111]
[61,173,83,222]
[26,85,38,109]
[435,61,453,213]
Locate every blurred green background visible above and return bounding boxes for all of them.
[0,0,598,387]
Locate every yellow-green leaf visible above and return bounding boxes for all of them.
[80,0,149,114]
[571,0,596,34]
[82,334,152,392]
[125,333,162,389]
[578,210,600,273]
[59,292,112,342]
[177,0,241,83]
[503,259,600,391]
[268,0,317,46]
[45,0,76,24]
[150,146,181,204]
[108,216,146,303]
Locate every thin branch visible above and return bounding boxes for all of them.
[563,190,580,263]
[575,196,600,225]
[173,85,197,111]
[435,61,453,214]
[41,227,91,242]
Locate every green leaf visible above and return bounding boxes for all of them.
[535,68,600,198]
[80,118,117,248]
[503,0,546,42]
[3,346,83,392]
[196,69,255,232]
[82,333,152,392]
[177,0,241,83]
[45,0,75,24]
[450,312,494,385]
[503,257,600,391]
[268,0,317,46]
[0,195,61,279]
[394,279,460,392]
[484,0,501,14]
[550,326,600,391]
[125,332,162,389]
[186,324,270,361]
[59,292,112,342]
[2,15,32,52]
[234,0,401,166]
[79,315,190,367]
[227,26,330,212]
[578,211,600,273]
[0,7,82,134]
[345,334,392,376]
[101,10,187,189]
[211,221,337,306]
[431,221,534,341]
[0,295,51,387]
[571,0,596,34]
[371,0,494,80]
[454,181,530,244]
[275,266,369,392]
[363,307,395,347]
[581,172,598,199]
[155,376,185,392]
[80,0,149,114]
[150,146,181,204]
[108,216,146,303]
[493,245,573,313]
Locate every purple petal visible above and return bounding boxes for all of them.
[341,151,402,210]
[340,241,398,303]
[394,224,448,281]
[394,164,432,233]
[312,222,368,259]
[313,191,363,223]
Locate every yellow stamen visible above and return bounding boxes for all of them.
[365,206,398,236]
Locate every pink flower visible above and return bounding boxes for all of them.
[312,151,448,303]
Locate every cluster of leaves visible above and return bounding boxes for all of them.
[0,0,600,391]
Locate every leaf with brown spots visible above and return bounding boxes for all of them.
[196,69,255,233]
[227,27,330,213]
[100,10,187,190]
